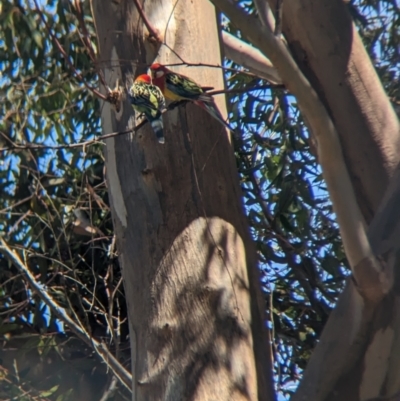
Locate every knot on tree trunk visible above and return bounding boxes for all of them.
[353,255,392,304]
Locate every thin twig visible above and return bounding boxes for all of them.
[0,128,132,151]
[167,61,261,78]
[0,195,34,214]
[0,101,186,152]
[132,0,162,42]
[94,57,273,80]
[162,42,186,63]
[207,84,282,97]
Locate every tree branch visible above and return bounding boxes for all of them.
[0,128,133,151]
[252,0,275,31]
[209,0,386,301]
[0,237,133,391]
[221,31,282,84]
[165,60,260,78]
[207,85,282,97]
[132,0,162,43]
[0,100,189,152]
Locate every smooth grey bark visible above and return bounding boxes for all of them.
[275,0,400,223]
[91,0,275,400]
[222,31,282,84]
[269,1,400,400]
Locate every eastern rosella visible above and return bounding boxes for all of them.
[128,74,166,143]
[149,63,232,131]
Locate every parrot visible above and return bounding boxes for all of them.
[149,63,233,131]
[128,74,166,143]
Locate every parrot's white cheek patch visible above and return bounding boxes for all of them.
[156,71,164,78]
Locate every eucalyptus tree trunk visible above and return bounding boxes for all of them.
[271,1,400,400]
[91,0,275,400]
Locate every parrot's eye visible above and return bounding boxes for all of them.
[155,71,164,78]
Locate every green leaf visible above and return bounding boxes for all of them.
[31,30,43,49]
[40,385,60,397]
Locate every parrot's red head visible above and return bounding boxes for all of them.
[135,74,152,84]
[150,63,169,79]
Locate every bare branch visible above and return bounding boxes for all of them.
[95,57,270,79]
[0,128,134,152]
[0,237,133,391]
[0,195,34,214]
[0,100,190,152]
[207,85,281,96]
[221,31,282,84]
[132,0,162,43]
[253,0,275,31]
[164,60,259,78]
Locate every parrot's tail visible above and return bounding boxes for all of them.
[150,119,165,144]
[195,100,234,132]
[197,93,214,103]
